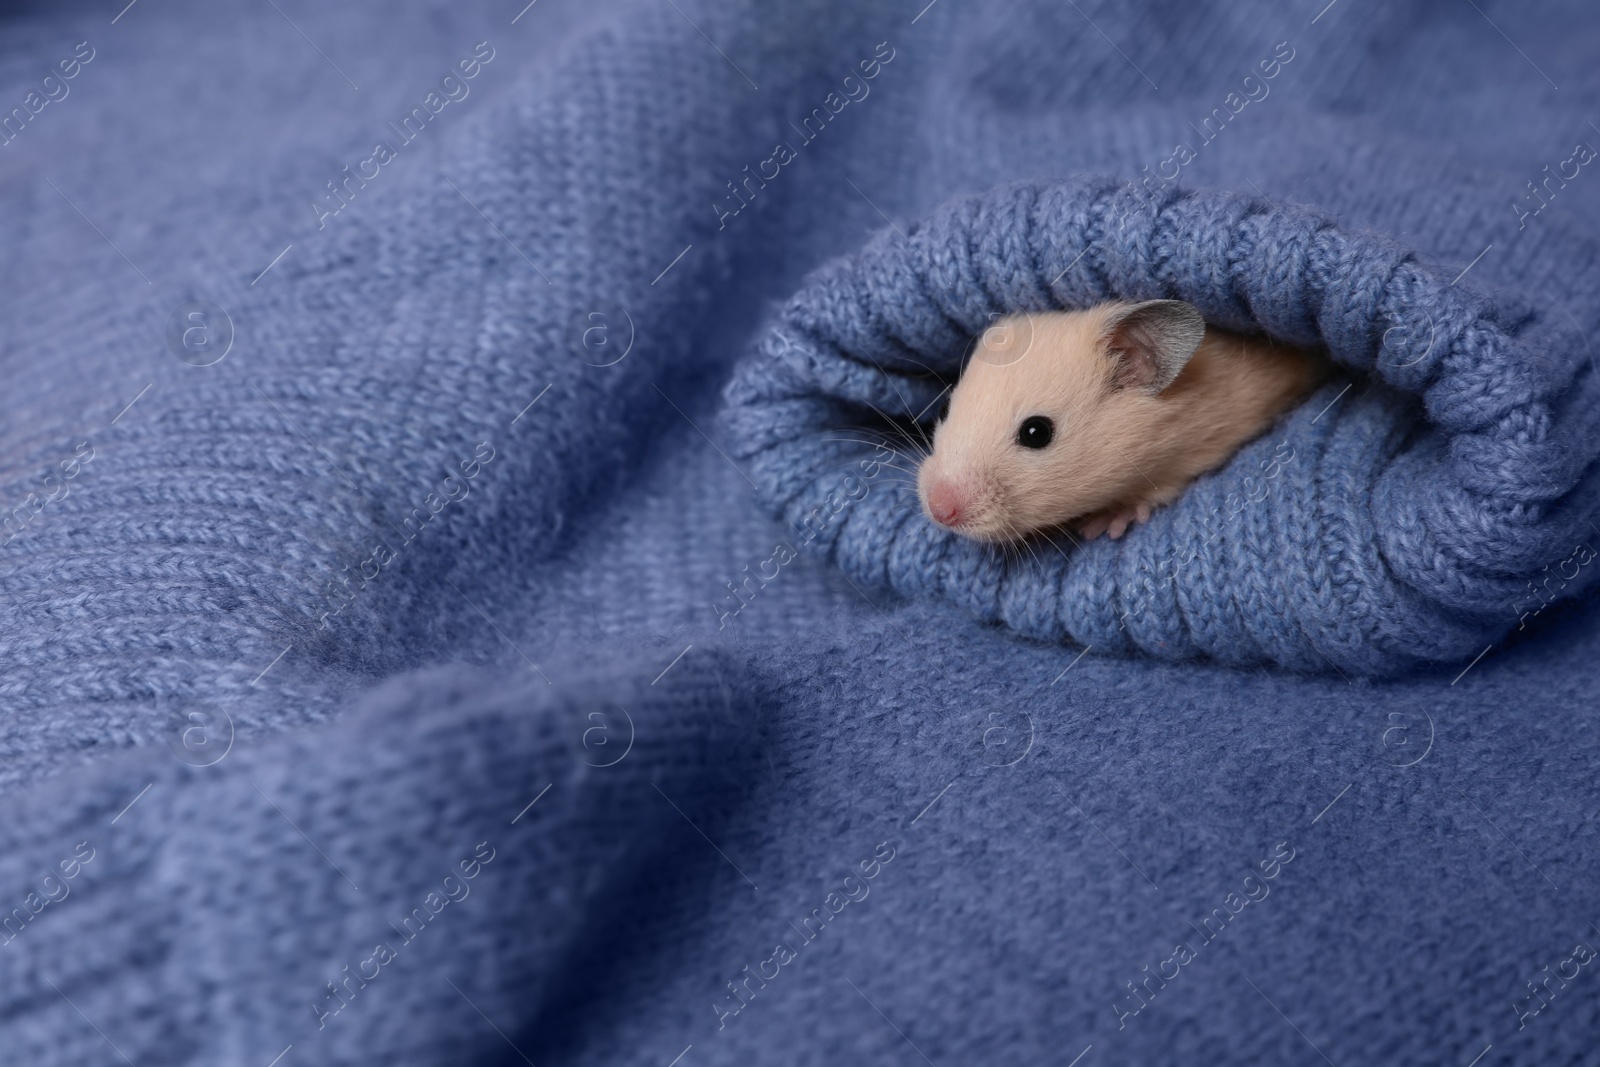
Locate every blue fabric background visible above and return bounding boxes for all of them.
[0,0,1597,1064]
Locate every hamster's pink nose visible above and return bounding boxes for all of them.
[926,480,968,526]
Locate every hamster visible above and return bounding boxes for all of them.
[916,299,1330,542]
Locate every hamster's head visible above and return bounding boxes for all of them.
[916,300,1205,542]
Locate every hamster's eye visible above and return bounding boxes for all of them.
[1016,415,1054,449]
[936,395,950,423]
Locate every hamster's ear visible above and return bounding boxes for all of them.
[1101,300,1206,395]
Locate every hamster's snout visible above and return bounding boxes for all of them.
[919,444,1002,538]
[925,478,969,527]
[919,463,995,534]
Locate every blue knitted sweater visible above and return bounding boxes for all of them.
[1,1,1599,1064]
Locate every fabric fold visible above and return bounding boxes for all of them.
[0,643,759,1066]
[723,177,1600,674]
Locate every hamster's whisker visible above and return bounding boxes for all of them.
[807,438,929,482]
[1000,519,1047,571]
[877,418,931,463]
[856,398,933,462]
[799,429,921,469]
[805,426,899,448]
[860,353,957,436]
[1037,528,1076,565]
[909,394,945,453]
[864,351,953,388]
[812,429,918,458]
[1011,521,1045,572]
[873,367,920,423]
[1037,520,1082,555]
[988,520,1017,564]
[910,382,952,425]
[855,396,904,430]
[857,416,922,461]
[791,454,905,502]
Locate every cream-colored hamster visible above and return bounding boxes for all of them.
[916,300,1329,542]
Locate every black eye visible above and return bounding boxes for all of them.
[1016,415,1054,449]
[937,396,950,423]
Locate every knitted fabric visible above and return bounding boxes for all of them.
[4,0,1600,1064]
[0,645,757,1065]
[724,177,1600,675]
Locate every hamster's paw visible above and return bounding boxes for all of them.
[1077,513,1112,540]
[1079,501,1154,540]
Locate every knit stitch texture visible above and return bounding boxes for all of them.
[2,1,1600,1065]
[725,177,1600,674]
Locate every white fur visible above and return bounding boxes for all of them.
[917,302,1328,541]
